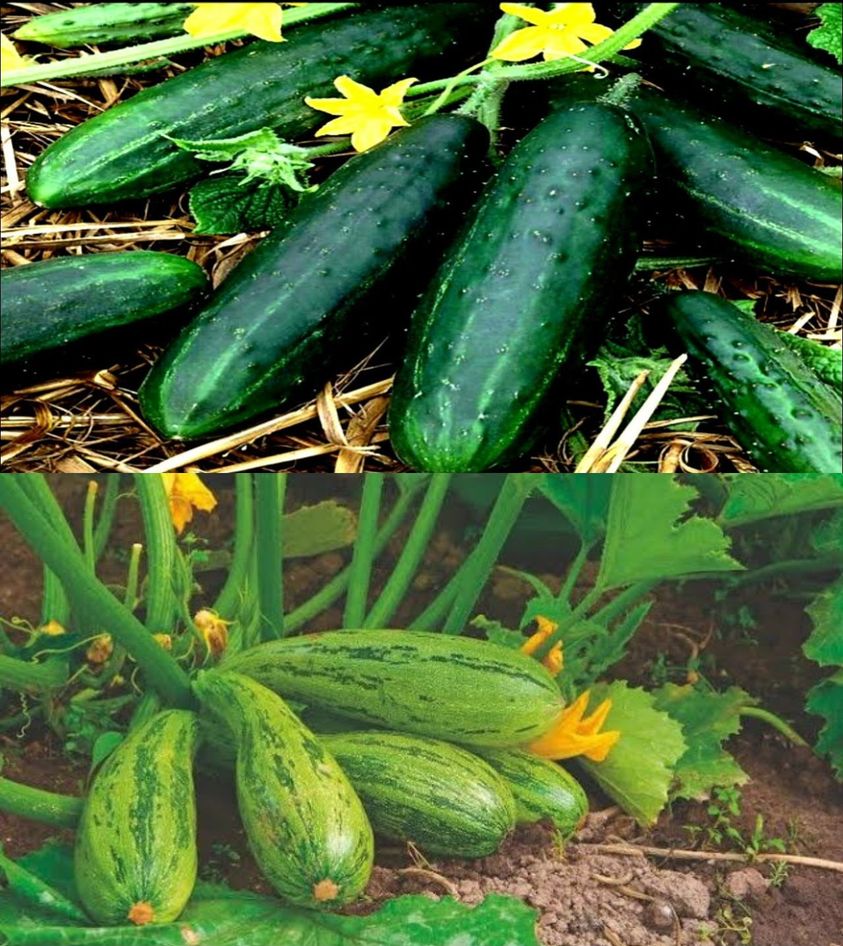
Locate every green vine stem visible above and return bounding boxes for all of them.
[343,473,385,628]
[255,473,286,640]
[214,473,255,620]
[82,481,98,573]
[0,653,66,694]
[92,474,121,560]
[0,776,82,829]
[133,474,179,633]
[740,706,809,748]
[124,543,143,610]
[1,2,357,87]
[0,478,193,708]
[363,474,452,629]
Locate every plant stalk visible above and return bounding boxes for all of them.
[255,473,286,640]
[0,776,82,829]
[343,473,384,628]
[133,474,179,633]
[214,473,255,620]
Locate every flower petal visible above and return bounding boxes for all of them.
[350,118,394,153]
[304,95,355,116]
[313,114,360,137]
[334,74,380,103]
[380,76,417,107]
[581,729,621,762]
[576,21,614,45]
[551,3,597,26]
[242,2,284,42]
[492,25,550,62]
[500,3,550,26]
[542,30,588,61]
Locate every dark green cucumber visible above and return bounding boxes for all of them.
[322,731,517,857]
[390,103,653,472]
[223,629,564,748]
[625,89,842,281]
[14,4,196,48]
[659,291,842,472]
[26,4,490,208]
[139,115,487,439]
[193,671,373,908]
[74,710,200,926]
[776,332,842,394]
[475,749,588,840]
[1,251,207,366]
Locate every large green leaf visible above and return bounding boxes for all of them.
[806,672,843,780]
[807,3,843,63]
[539,476,613,545]
[804,575,843,667]
[596,477,741,590]
[812,509,843,554]
[578,682,686,826]
[718,475,843,528]
[282,501,357,558]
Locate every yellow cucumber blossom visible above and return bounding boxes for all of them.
[1,33,34,73]
[306,75,417,152]
[184,3,284,42]
[528,690,620,762]
[521,615,563,675]
[161,473,217,535]
[492,3,641,63]
[194,609,230,658]
[86,634,114,666]
[153,633,173,651]
[39,619,67,636]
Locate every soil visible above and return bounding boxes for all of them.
[2,478,842,946]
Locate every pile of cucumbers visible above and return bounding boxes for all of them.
[2,2,841,471]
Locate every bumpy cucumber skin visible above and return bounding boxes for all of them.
[139,115,488,439]
[1,251,207,365]
[661,291,843,472]
[627,90,843,281]
[322,731,517,857]
[14,4,196,48]
[223,629,564,748]
[776,332,843,395]
[193,671,373,909]
[25,5,490,208]
[74,711,200,926]
[390,103,653,472]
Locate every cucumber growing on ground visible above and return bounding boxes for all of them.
[1,251,207,366]
[193,671,373,909]
[74,710,200,926]
[26,4,491,208]
[223,629,564,747]
[322,731,517,857]
[14,4,196,48]
[139,114,488,439]
[659,291,843,472]
[390,102,653,472]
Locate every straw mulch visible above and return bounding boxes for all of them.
[2,3,840,473]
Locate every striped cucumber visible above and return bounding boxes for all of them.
[139,114,488,439]
[222,629,565,747]
[322,731,517,857]
[659,291,843,472]
[389,103,653,471]
[193,671,373,908]
[73,710,200,926]
[476,749,588,840]
[26,4,491,208]
[14,4,196,48]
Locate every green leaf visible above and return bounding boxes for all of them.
[804,575,843,667]
[718,474,843,528]
[596,477,741,590]
[538,475,613,545]
[188,175,295,235]
[578,682,686,826]
[806,672,843,779]
[89,731,123,773]
[807,3,843,63]
[0,845,86,923]
[812,509,843,555]
[653,685,749,800]
[282,501,357,558]
[471,615,526,651]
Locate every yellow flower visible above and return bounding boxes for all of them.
[528,690,620,762]
[39,619,67,636]
[1,33,34,73]
[86,634,114,666]
[161,473,217,535]
[521,615,563,675]
[153,633,173,651]
[183,3,284,42]
[492,3,641,63]
[194,609,230,658]
[306,75,417,153]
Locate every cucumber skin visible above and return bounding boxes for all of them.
[139,115,488,440]
[322,731,517,858]
[222,629,564,748]
[661,291,843,472]
[390,103,653,472]
[1,251,207,365]
[193,671,374,909]
[775,332,843,395]
[627,90,843,282]
[14,4,196,48]
[26,4,490,208]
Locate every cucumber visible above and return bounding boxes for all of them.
[14,4,196,48]
[322,731,517,857]
[193,671,373,909]
[26,4,491,208]
[776,332,843,394]
[74,710,200,926]
[659,291,843,472]
[625,89,843,281]
[223,629,564,748]
[138,114,488,439]
[389,103,653,472]
[475,749,588,840]
[1,251,207,366]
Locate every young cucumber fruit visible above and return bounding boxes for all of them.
[139,115,487,439]
[26,4,491,208]
[222,629,565,748]
[1,251,207,366]
[193,671,374,909]
[14,3,196,48]
[659,291,843,472]
[321,731,517,858]
[74,710,200,926]
[626,89,842,281]
[389,103,653,472]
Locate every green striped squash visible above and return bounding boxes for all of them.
[322,731,517,858]
[73,710,200,926]
[223,629,564,748]
[193,670,373,908]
